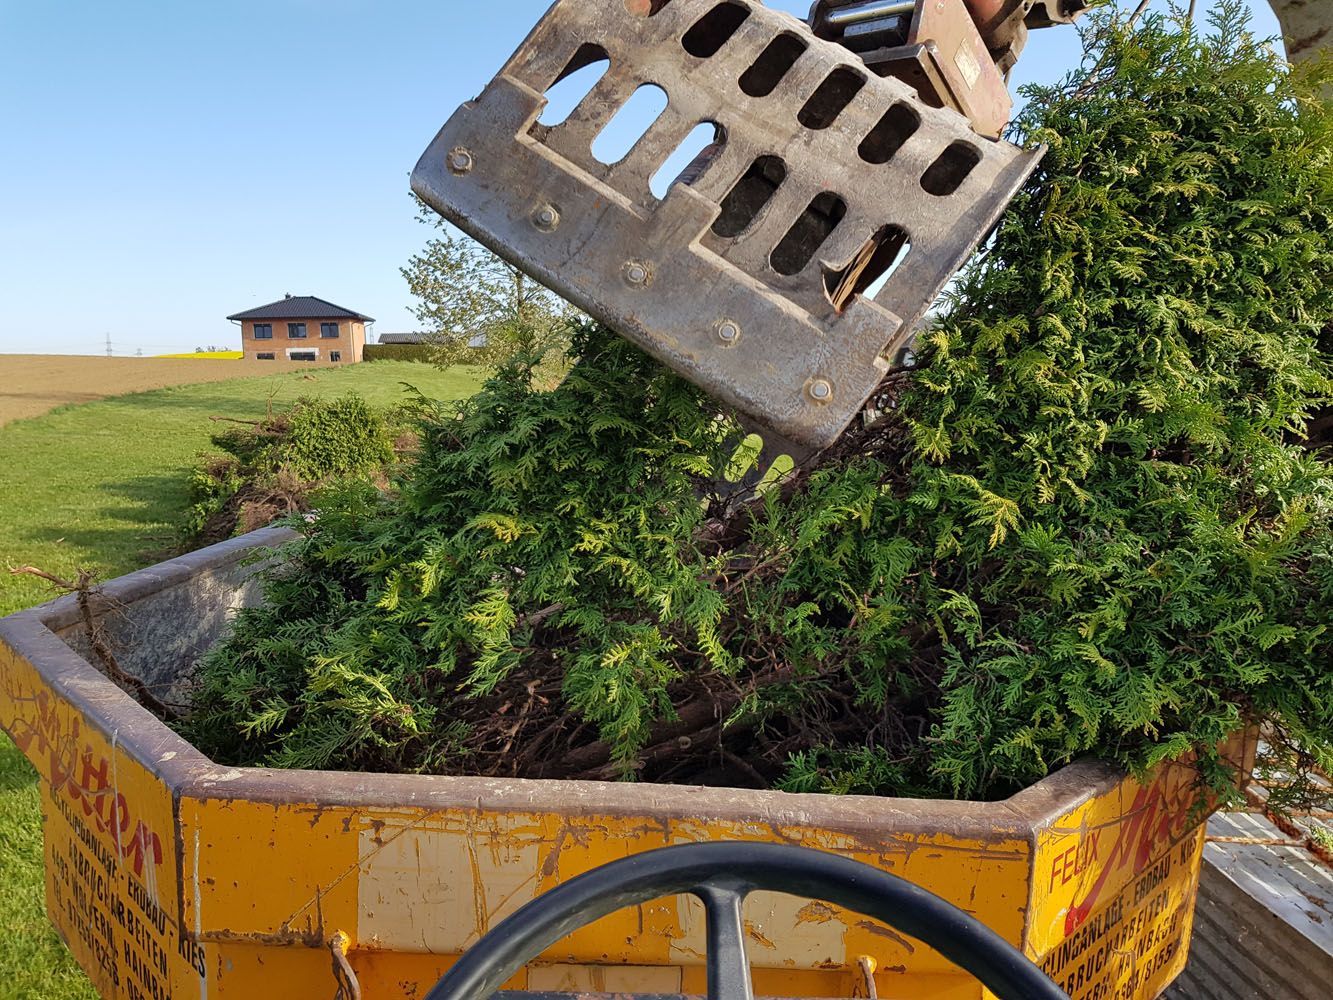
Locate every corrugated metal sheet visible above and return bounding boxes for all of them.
[1162,812,1333,999]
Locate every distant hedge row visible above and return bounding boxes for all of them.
[364,343,434,363]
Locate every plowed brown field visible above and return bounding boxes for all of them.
[0,354,328,425]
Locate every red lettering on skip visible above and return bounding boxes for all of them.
[1064,767,1199,935]
[5,687,165,877]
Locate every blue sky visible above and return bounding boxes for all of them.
[0,1,1281,356]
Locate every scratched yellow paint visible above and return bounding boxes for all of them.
[179,797,363,941]
[0,641,206,1000]
[159,795,1037,996]
[1018,749,1236,1000]
[0,631,1219,1000]
[531,811,682,967]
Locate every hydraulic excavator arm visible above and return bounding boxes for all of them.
[810,0,1088,137]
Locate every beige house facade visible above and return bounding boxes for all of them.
[227,295,373,364]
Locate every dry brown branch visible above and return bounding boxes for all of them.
[556,656,848,780]
[10,565,77,589]
[516,602,565,632]
[9,565,179,720]
[721,747,769,787]
[499,679,541,756]
[207,415,265,426]
[1127,0,1153,29]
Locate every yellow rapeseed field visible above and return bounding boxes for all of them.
[153,350,245,359]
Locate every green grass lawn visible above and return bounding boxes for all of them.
[0,361,479,999]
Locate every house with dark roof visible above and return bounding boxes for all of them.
[226,294,375,364]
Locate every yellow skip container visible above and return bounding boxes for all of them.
[0,528,1247,1000]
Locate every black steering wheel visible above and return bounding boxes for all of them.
[424,841,1069,1000]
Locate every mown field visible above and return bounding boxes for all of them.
[0,360,480,1000]
[0,354,353,426]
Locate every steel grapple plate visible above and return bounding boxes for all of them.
[412,0,1043,449]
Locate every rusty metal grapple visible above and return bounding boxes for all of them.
[411,0,1043,451]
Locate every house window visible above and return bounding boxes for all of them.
[330,351,342,362]
[320,323,340,339]
[289,351,317,362]
[288,323,307,339]
[256,352,275,360]
[253,324,273,339]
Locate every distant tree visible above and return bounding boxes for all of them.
[401,198,576,373]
